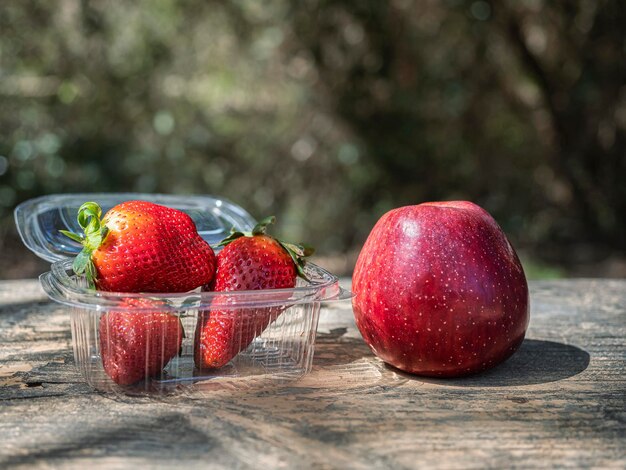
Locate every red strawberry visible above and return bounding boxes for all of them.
[194,216,313,369]
[99,299,184,385]
[61,201,216,292]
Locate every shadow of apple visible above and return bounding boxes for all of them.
[387,339,590,387]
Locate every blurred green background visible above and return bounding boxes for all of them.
[1,0,624,279]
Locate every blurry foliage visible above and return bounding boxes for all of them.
[0,0,624,278]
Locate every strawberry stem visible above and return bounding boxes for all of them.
[277,240,314,281]
[251,216,276,235]
[60,201,109,289]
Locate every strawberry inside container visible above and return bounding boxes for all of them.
[15,193,349,395]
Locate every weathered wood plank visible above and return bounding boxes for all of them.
[0,279,624,469]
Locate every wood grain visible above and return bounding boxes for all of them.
[0,279,624,469]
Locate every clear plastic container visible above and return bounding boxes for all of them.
[15,193,347,394]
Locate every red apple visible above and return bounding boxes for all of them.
[352,201,529,377]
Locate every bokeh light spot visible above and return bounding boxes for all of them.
[338,144,360,165]
[13,141,34,161]
[58,81,79,104]
[154,111,175,135]
[470,1,491,21]
[291,137,317,162]
[37,133,61,154]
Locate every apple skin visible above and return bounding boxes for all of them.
[352,201,529,377]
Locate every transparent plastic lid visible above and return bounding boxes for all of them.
[14,193,257,262]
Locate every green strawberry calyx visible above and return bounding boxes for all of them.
[60,201,109,289]
[217,216,315,281]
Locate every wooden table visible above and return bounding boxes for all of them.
[1,279,624,469]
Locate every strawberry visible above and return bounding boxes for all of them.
[194,216,313,369]
[61,200,216,293]
[99,299,184,385]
